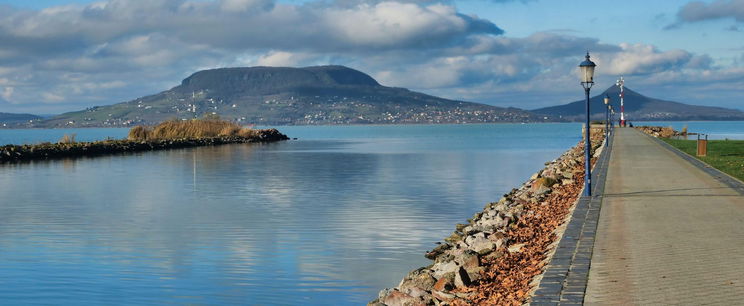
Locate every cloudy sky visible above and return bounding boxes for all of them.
[0,0,742,114]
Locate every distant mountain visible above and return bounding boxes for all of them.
[533,85,744,121]
[40,65,537,127]
[0,112,42,124]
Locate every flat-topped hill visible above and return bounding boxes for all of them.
[39,65,536,127]
[178,65,381,95]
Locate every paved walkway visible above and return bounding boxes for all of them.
[585,128,744,305]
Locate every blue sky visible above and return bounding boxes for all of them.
[460,1,741,60]
[0,0,742,114]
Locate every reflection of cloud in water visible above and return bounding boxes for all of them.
[315,150,562,291]
[0,124,582,304]
[226,236,258,273]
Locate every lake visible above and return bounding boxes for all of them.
[1,121,743,146]
[0,122,737,304]
[635,121,744,140]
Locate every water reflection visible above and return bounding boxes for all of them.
[0,124,579,304]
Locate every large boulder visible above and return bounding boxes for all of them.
[465,233,496,254]
[398,268,437,292]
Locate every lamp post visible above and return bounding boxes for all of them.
[604,94,610,140]
[579,52,596,197]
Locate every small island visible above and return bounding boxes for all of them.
[0,119,289,162]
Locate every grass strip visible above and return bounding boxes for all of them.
[661,138,744,182]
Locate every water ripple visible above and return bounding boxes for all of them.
[0,124,581,304]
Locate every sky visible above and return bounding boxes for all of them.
[0,0,742,114]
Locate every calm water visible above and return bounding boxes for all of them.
[0,122,732,304]
[0,128,130,145]
[1,121,742,145]
[636,121,744,140]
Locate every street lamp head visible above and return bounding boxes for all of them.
[579,52,596,85]
[604,94,610,105]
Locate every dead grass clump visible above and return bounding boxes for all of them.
[58,134,77,144]
[218,125,241,137]
[128,125,151,141]
[127,119,256,141]
[237,128,260,138]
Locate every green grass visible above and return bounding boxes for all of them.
[662,138,744,182]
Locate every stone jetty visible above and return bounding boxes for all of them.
[0,128,288,162]
[635,125,685,138]
[371,129,606,305]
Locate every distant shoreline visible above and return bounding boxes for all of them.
[4,119,744,131]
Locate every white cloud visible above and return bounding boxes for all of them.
[676,0,744,23]
[0,0,740,113]
[324,3,470,47]
[41,92,65,103]
[0,0,505,112]
[2,87,13,102]
[0,0,501,56]
[600,43,692,75]
[256,51,316,67]
[220,0,273,12]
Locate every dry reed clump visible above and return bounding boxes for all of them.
[58,134,77,144]
[237,128,260,138]
[128,126,151,141]
[128,119,256,141]
[218,125,241,137]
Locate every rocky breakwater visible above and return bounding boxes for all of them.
[0,129,288,162]
[370,131,606,306]
[636,126,685,138]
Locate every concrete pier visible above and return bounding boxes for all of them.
[585,128,744,304]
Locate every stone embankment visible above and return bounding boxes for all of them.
[371,130,606,306]
[636,126,685,138]
[0,128,288,162]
